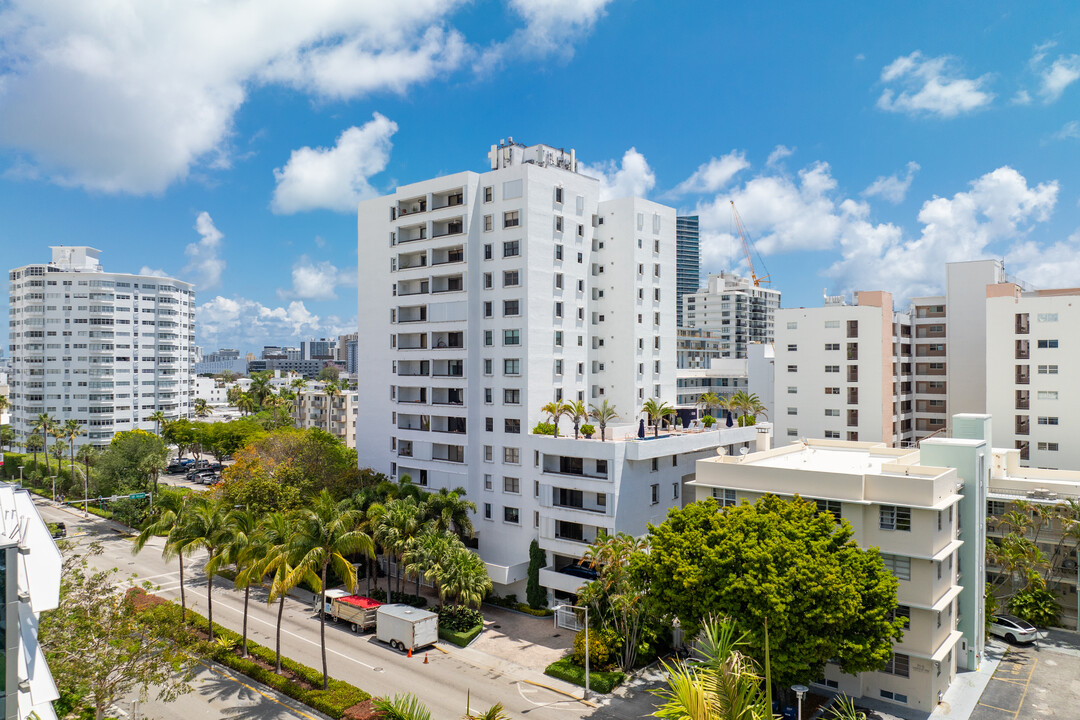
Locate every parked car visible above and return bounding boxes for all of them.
[194,459,210,470]
[207,462,224,472]
[167,462,186,474]
[989,614,1038,644]
[199,473,222,485]
[559,560,599,580]
[186,468,216,482]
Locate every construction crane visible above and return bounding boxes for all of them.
[730,200,770,287]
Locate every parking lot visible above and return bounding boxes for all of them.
[971,633,1080,719]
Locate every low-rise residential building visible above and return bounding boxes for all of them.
[296,388,359,448]
[691,415,995,713]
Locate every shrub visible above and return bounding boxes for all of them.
[1009,586,1061,627]
[439,623,483,647]
[572,627,621,671]
[368,589,427,608]
[532,422,557,436]
[579,424,596,437]
[437,605,483,632]
[544,657,625,694]
[737,415,757,427]
[702,415,716,428]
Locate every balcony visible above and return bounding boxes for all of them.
[397,306,428,323]
[847,387,859,405]
[1015,313,1030,334]
[397,223,427,243]
[397,252,427,270]
[431,388,464,406]
[847,366,859,383]
[432,189,464,211]
[538,567,588,596]
[431,246,464,266]
[431,416,467,434]
[396,360,430,377]
[432,218,464,238]
[1015,365,1030,385]
[1015,390,1030,410]
[430,332,464,350]
[396,197,427,217]
[397,280,429,297]
[396,388,427,404]
[1015,415,1030,436]
[397,415,429,431]
[432,359,464,377]
[397,333,427,350]
[432,444,465,463]
[847,343,859,361]
[847,409,859,428]
[431,275,464,294]
[1015,339,1030,360]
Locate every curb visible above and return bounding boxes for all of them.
[521,679,598,707]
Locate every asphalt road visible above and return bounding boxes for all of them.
[37,498,656,720]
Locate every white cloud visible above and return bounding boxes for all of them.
[277,256,355,301]
[1051,120,1080,141]
[877,51,994,118]
[1038,54,1080,103]
[580,148,656,202]
[0,1,607,194]
[862,161,920,204]
[271,114,397,214]
[139,266,169,278]
[197,295,355,349]
[766,145,795,167]
[826,166,1058,300]
[670,151,749,196]
[1011,89,1032,105]
[1007,229,1080,290]
[183,211,226,291]
[476,0,614,71]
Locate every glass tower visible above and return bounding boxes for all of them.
[676,215,700,326]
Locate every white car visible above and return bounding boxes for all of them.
[989,614,1038,644]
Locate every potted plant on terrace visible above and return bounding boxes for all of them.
[580,424,596,439]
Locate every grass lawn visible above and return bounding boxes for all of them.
[544,657,625,694]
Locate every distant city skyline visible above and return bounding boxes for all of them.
[3,3,1079,350]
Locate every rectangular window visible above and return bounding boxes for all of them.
[787,321,798,330]
[485,417,494,432]
[880,506,911,531]
[1038,364,1059,374]
[504,299,520,316]
[554,301,563,318]
[1038,313,1058,322]
[1037,416,1059,425]
[787,365,798,372]
[824,343,840,351]
[554,359,563,375]
[1038,391,1059,400]
[1038,442,1060,451]
[650,484,660,504]
[673,483,680,500]
[816,499,842,521]
[502,506,520,523]
[484,445,493,462]
[503,447,520,464]
[787,386,798,394]
[503,211,520,228]
[503,240,520,257]
[505,419,521,434]
[503,329,520,345]
[881,554,911,581]
[555,186,563,204]
[483,186,493,202]
[554,331,563,347]
[882,653,910,678]
[503,388,520,405]
[484,503,492,519]
[787,344,797,351]
[824,365,840,373]
[824,408,840,416]
[555,216,563,232]
[1037,339,1059,348]
[483,272,493,289]
[503,477,520,493]
[483,215,493,232]
[483,301,493,318]
[503,270,520,287]
[713,488,737,507]
[787,407,798,415]
[503,358,520,375]
[484,359,493,375]
[554,273,563,289]
[555,244,563,260]
[484,474,493,491]
[484,330,493,346]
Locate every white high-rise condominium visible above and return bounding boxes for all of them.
[681,271,780,357]
[357,139,681,591]
[775,291,916,447]
[8,247,195,448]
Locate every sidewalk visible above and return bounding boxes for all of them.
[930,640,1006,719]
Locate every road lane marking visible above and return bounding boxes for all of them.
[192,658,321,720]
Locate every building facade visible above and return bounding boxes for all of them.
[681,272,780,358]
[774,291,915,447]
[357,139,681,589]
[675,215,700,326]
[692,435,973,713]
[8,247,195,448]
[296,388,359,449]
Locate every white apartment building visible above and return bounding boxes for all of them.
[986,284,1080,470]
[775,291,915,447]
[681,271,780,358]
[8,247,195,447]
[356,139,678,590]
[692,435,974,713]
[296,388,359,449]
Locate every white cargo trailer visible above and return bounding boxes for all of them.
[375,604,439,652]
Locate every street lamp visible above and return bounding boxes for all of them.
[791,684,809,720]
[554,603,590,701]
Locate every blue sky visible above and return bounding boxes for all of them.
[2,1,1079,354]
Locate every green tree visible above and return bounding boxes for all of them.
[1009,586,1060,627]
[323,380,341,434]
[287,490,375,689]
[149,410,168,435]
[34,412,55,474]
[637,496,904,689]
[373,497,422,593]
[40,550,195,720]
[421,486,476,541]
[26,431,44,466]
[248,371,273,409]
[567,400,588,439]
[237,392,258,416]
[63,418,83,484]
[257,511,316,672]
[317,366,341,382]
[163,418,197,459]
[176,497,231,640]
[0,425,13,453]
[217,507,263,656]
[641,398,675,438]
[436,544,492,608]
[540,400,572,438]
[526,539,547,610]
[580,532,652,672]
[695,392,721,420]
[193,398,212,417]
[291,377,308,426]
[96,429,169,494]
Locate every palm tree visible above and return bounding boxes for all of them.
[193,398,212,417]
[177,497,231,640]
[421,487,476,541]
[589,400,619,442]
[26,433,44,470]
[414,531,460,601]
[149,410,168,435]
[287,490,375,690]
[372,694,432,720]
[63,419,83,485]
[248,371,273,409]
[465,703,513,720]
[75,444,100,507]
[134,489,192,621]
[323,381,341,435]
[642,398,675,438]
[50,426,67,476]
[290,378,308,426]
[377,497,422,593]
[0,426,14,453]
[226,385,243,407]
[567,400,588,439]
[218,508,262,656]
[33,413,54,473]
[729,391,768,426]
[237,392,258,416]
[436,545,492,608]
[695,391,721,420]
[540,400,571,438]
[257,511,315,673]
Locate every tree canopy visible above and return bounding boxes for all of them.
[636,495,904,688]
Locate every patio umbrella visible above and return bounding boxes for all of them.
[638,418,646,439]
[726,410,734,428]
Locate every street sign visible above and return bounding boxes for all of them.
[128,493,147,499]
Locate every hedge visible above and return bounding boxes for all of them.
[544,657,625,694]
[438,623,483,648]
[146,599,370,718]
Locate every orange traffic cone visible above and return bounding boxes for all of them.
[408,647,412,658]
[424,654,429,664]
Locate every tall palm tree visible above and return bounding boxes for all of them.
[50,427,66,475]
[323,381,341,435]
[177,497,231,640]
[287,490,375,690]
[290,378,308,426]
[540,400,572,438]
[75,444,100,506]
[218,508,262,657]
[642,399,675,438]
[729,391,767,426]
[33,413,54,473]
[421,487,476,541]
[149,410,168,435]
[257,511,315,673]
[63,419,83,485]
[237,392,258,416]
[436,545,492,608]
[695,392,721,420]
[588,400,619,442]
[193,398,212,417]
[248,371,273,409]
[378,497,422,593]
[134,489,192,621]
[567,400,588,439]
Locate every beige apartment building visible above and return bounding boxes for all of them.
[692,437,970,713]
[296,389,358,448]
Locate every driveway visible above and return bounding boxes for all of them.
[470,604,573,670]
[971,631,1080,720]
